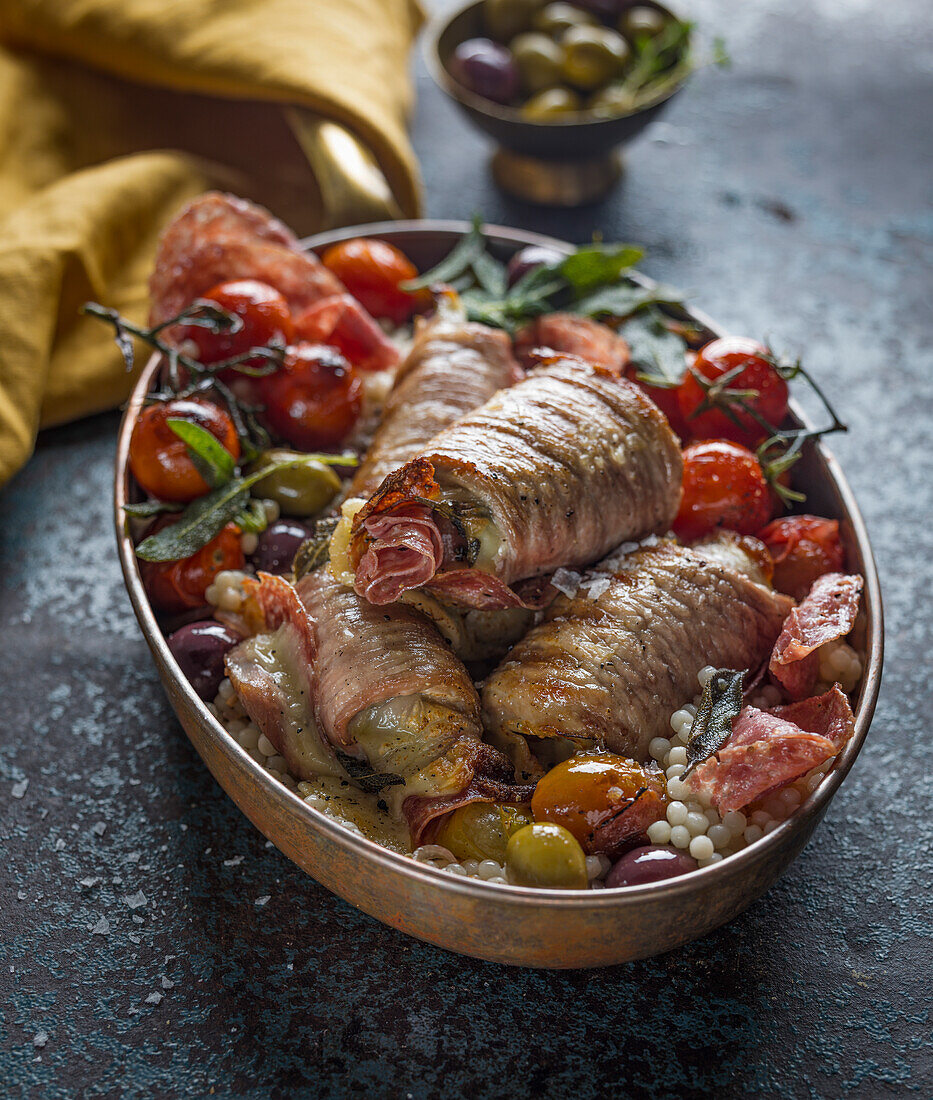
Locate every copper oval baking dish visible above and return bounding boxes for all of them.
[114,221,883,968]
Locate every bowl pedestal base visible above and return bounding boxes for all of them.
[491,148,621,206]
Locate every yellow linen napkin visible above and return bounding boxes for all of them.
[0,0,424,485]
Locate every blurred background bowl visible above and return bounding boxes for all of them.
[425,0,691,205]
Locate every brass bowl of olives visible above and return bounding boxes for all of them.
[426,0,693,205]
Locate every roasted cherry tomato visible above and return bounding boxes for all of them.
[142,522,244,614]
[677,336,789,447]
[758,514,845,601]
[531,753,667,857]
[673,440,773,542]
[129,397,240,503]
[178,280,293,374]
[625,362,688,438]
[321,238,426,325]
[260,343,362,450]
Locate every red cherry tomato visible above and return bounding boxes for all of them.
[678,336,789,447]
[178,280,293,376]
[320,238,428,325]
[757,514,845,601]
[626,362,689,438]
[674,440,773,542]
[260,343,362,450]
[129,397,240,503]
[142,522,244,614]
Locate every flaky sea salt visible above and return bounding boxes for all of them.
[255,896,270,907]
[223,855,244,867]
[90,917,110,935]
[91,822,107,837]
[124,891,147,910]
[145,992,163,1005]
[11,779,29,799]
[161,976,174,990]
[551,568,582,598]
[583,576,612,600]
[33,1031,48,1049]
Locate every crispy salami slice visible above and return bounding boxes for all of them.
[349,355,683,608]
[149,191,343,326]
[349,310,522,498]
[513,313,630,374]
[770,572,863,699]
[683,685,855,812]
[482,538,794,768]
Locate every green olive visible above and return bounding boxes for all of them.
[520,85,583,120]
[435,802,533,863]
[251,450,341,517]
[587,83,635,118]
[484,0,543,43]
[505,823,588,889]
[561,25,631,91]
[618,5,669,42]
[510,32,565,94]
[533,2,597,37]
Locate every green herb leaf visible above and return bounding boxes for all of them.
[167,418,236,488]
[622,307,689,387]
[574,281,683,320]
[471,250,508,297]
[561,244,644,293]
[335,749,405,794]
[682,668,747,779]
[135,479,250,562]
[401,215,486,290]
[123,499,183,518]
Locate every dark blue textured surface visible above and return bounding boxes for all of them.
[2,1,931,1096]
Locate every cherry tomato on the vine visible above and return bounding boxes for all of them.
[260,343,362,450]
[673,439,773,542]
[321,238,428,325]
[626,361,689,439]
[178,280,293,377]
[129,397,240,502]
[678,336,789,447]
[757,514,845,601]
[142,522,244,614]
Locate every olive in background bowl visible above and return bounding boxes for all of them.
[425,0,693,205]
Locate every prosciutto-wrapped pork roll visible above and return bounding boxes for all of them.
[348,300,522,499]
[482,536,794,774]
[344,355,683,609]
[225,572,531,846]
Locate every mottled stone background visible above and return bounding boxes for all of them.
[1,0,931,1096]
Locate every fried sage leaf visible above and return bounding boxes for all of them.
[621,306,690,387]
[293,516,340,579]
[123,499,183,518]
[682,668,747,779]
[167,418,236,488]
[335,749,405,794]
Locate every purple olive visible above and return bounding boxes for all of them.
[167,621,240,701]
[605,845,698,888]
[252,520,314,575]
[450,38,520,105]
[506,244,566,287]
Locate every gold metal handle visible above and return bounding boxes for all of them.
[287,108,402,228]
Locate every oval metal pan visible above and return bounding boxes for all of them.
[114,221,883,968]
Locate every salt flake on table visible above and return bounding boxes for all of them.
[79,877,100,888]
[161,976,174,990]
[255,896,271,907]
[11,779,29,799]
[145,992,163,1005]
[91,822,107,837]
[124,890,147,909]
[33,1031,48,1048]
[90,916,110,935]
[223,855,244,867]
[54,839,65,851]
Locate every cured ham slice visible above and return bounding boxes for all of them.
[293,294,400,373]
[770,572,863,699]
[683,685,856,812]
[348,306,522,498]
[149,192,343,327]
[513,313,630,374]
[348,355,683,608]
[482,537,794,771]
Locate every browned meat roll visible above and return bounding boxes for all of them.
[345,355,683,609]
[482,537,794,773]
[226,571,531,846]
[349,305,521,499]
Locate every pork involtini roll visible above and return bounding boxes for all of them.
[343,355,683,609]
[482,536,794,775]
[225,572,531,847]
